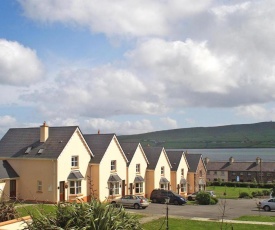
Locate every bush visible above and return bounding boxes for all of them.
[210,197,218,205]
[263,189,271,196]
[196,192,211,205]
[239,192,252,199]
[25,200,142,230]
[0,202,18,222]
[251,191,263,197]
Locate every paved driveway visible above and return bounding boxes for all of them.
[130,198,275,220]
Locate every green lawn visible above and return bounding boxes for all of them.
[142,218,275,230]
[235,215,275,222]
[207,186,269,199]
[16,204,56,218]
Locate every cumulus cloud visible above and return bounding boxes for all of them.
[160,117,178,129]
[18,0,212,38]
[0,39,43,86]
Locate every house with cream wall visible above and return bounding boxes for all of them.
[142,146,172,198]
[166,150,189,197]
[120,142,149,197]
[84,133,128,202]
[0,122,93,203]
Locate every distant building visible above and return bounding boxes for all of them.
[206,157,275,183]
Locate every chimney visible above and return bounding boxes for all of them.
[256,157,262,165]
[98,129,100,134]
[204,157,210,165]
[229,156,234,164]
[40,121,49,142]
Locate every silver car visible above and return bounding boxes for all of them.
[111,195,150,209]
[259,198,275,211]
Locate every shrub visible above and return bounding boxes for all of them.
[263,189,271,196]
[251,191,263,197]
[196,192,211,205]
[25,200,142,229]
[210,197,218,205]
[239,192,252,199]
[0,202,18,222]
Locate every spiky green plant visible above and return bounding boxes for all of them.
[0,202,18,222]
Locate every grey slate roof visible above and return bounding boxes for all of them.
[142,146,165,170]
[84,134,115,164]
[0,160,19,179]
[206,161,275,172]
[166,150,184,171]
[0,126,80,159]
[120,142,139,165]
[67,170,84,180]
[185,153,204,173]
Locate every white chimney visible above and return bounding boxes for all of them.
[40,121,49,142]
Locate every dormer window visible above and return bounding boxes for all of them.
[161,166,165,176]
[25,147,32,154]
[71,156,79,167]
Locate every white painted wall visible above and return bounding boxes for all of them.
[154,150,171,189]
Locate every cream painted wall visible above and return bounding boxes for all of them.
[175,156,189,195]
[57,130,92,202]
[154,150,171,189]
[127,145,148,196]
[8,159,56,202]
[98,137,127,202]
[0,181,7,201]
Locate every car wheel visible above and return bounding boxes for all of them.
[264,205,271,211]
[134,203,140,209]
[142,207,147,209]
[174,200,179,205]
[188,196,192,201]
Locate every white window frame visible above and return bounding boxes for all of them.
[135,182,143,193]
[69,180,82,195]
[180,183,186,193]
[37,180,42,192]
[109,182,120,195]
[71,156,79,167]
[161,166,165,176]
[160,182,168,190]
[136,164,140,174]
[181,168,184,176]
[111,160,116,171]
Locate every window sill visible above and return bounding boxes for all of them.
[69,194,83,197]
[71,166,79,170]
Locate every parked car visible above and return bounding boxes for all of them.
[150,189,186,205]
[111,195,149,209]
[258,198,275,211]
[187,191,216,201]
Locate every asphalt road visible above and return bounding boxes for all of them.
[130,198,275,220]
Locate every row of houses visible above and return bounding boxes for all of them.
[0,122,207,203]
[206,156,275,183]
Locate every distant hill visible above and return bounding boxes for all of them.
[118,122,275,149]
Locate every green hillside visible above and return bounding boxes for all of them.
[118,122,275,149]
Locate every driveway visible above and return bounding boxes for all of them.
[130,198,275,220]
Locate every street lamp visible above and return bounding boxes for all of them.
[165,197,170,230]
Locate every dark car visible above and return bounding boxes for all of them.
[150,189,186,205]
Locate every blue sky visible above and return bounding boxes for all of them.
[0,0,275,137]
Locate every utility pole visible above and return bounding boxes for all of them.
[165,197,169,230]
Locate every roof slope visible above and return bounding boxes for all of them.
[84,134,115,164]
[142,146,165,170]
[0,160,19,179]
[185,153,203,173]
[207,161,275,172]
[0,126,78,159]
[120,142,139,165]
[166,150,184,171]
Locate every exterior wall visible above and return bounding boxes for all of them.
[207,170,228,182]
[8,159,56,202]
[154,150,171,189]
[57,130,92,202]
[98,137,127,202]
[127,146,147,196]
[195,159,207,192]
[89,164,99,199]
[0,181,8,201]
[145,170,154,198]
[187,172,195,193]
[170,171,177,192]
[175,157,189,196]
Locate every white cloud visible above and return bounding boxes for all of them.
[0,39,43,86]
[235,105,271,120]
[18,0,212,38]
[160,117,178,129]
[0,115,18,137]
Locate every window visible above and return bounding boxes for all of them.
[111,160,116,171]
[207,171,210,175]
[160,182,168,190]
[71,156,79,167]
[221,171,225,176]
[136,164,140,174]
[135,182,143,193]
[267,173,272,176]
[199,170,203,177]
[161,166,165,175]
[180,183,186,192]
[70,181,81,194]
[240,172,243,176]
[37,180,42,192]
[109,182,119,195]
[181,168,184,176]
[214,171,217,175]
[232,172,236,176]
[25,147,32,154]
[247,173,251,176]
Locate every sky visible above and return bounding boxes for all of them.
[1,0,275,137]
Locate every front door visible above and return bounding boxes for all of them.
[122,180,125,196]
[10,180,16,199]
[59,181,65,202]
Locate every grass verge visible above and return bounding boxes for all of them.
[235,215,275,222]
